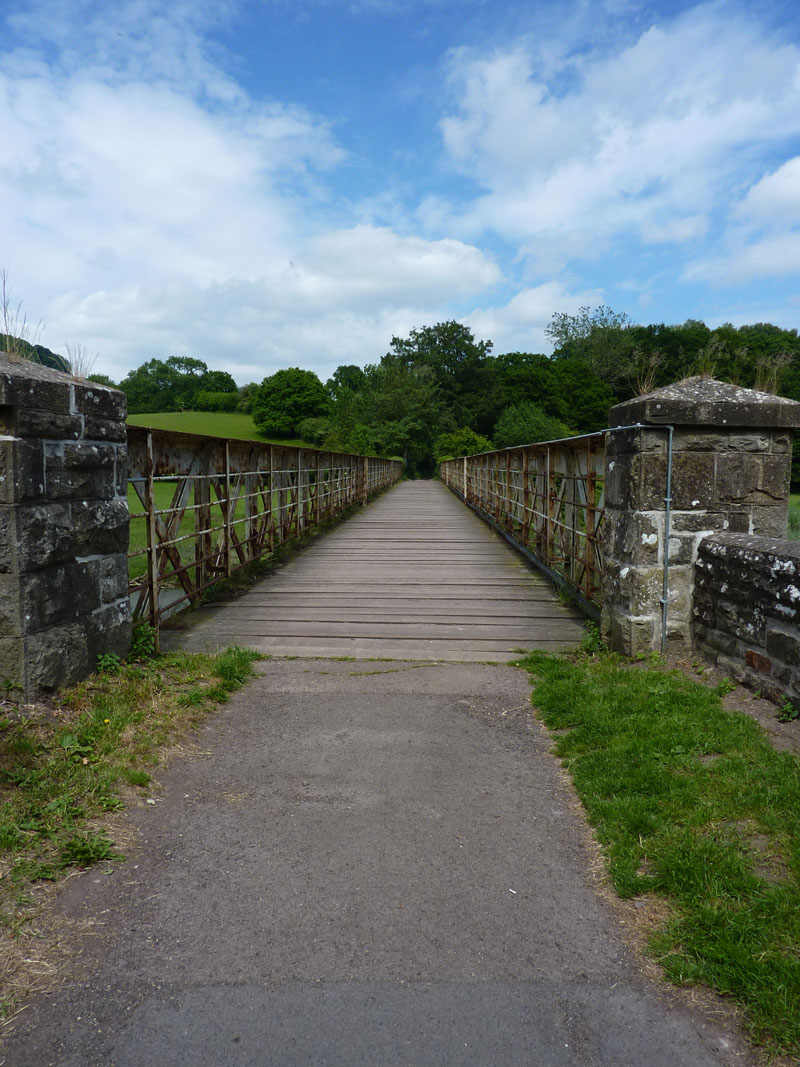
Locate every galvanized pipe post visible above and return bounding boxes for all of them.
[145,431,160,653]
[224,440,233,578]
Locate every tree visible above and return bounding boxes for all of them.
[323,360,450,475]
[195,390,238,411]
[326,364,367,400]
[548,359,617,432]
[198,369,237,394]
[252,367,330,437]
[493,402,573,448]
[119,356,212,412]
[547,305,635,390]
[297,416,332,446]
[120,358,183,413]
[433,428,493,462]
[164,357,208,409]
[236,383,259,412]
[87,373,117,388]
[386,321,494,433]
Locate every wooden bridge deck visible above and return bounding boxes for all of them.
[164,480,585,662]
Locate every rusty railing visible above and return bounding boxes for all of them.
[127,425,403,643]
[440,433,605,610]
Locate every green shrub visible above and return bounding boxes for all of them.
[493,402,574,448]
[195,390,238,412]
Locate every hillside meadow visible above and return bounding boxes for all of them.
[125,411,318,581]
[126,410,309,448]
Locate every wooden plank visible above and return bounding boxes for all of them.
[184,621,580,639]
[217,607,571,622]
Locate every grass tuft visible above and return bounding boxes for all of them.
[516,649,800,1056]
[789,493,799,542]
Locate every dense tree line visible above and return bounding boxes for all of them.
[252,313,799,479]
[115,356,239,414]
[92,309,800,484]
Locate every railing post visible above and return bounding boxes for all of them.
[245,448,257,560]
[145,431,160,652]
[546,447,554,571]
[296,448,302,538]
[315,450,321,526]
[194,450,211,604]
[224,440,232,579]
[505,451,511,532]
[324,453,331,520]
[564,449,576,583]
[267,445,275,551]
[585,439,597,602]
[522,449,530,542]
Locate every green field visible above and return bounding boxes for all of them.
[127,480,284,584]
[125,413,319,582]
[126,410,310,448]
[790,494,800,541]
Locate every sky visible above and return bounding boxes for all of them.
[2,0,800,385]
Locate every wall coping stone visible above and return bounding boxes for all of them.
[0,353,125,421]
[610,376,800,429]
[698,531,800,562]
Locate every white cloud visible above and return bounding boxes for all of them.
[281,226,500,310]
[468,281,605,354]
[4,0,800,384]
[45,227,500,382]
[439,5,800,268]
[685,155,800,284]
[685,232,800,286]
[0,0,505,380]
[735,157,800,226]
[0,65,343,290]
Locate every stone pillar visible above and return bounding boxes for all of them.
[601,376,800,656]
[0,356,131,699]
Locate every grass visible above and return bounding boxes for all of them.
[125,410,312,584]
[789,493,799,542]
[516,647,800,1056]
[127,480,284,584]
[0,642,260,1017]
[126,410,310,448]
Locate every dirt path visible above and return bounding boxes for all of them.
[2,660,755,1066]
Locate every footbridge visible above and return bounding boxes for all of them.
[163,479,585,660]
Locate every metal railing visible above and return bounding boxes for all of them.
[127,426,403,643]
[440,433,605,611]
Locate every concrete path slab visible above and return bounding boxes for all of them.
[162,480,586,662]
[3,661,752,1067]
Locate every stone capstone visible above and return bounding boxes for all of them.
[610,376,800,429]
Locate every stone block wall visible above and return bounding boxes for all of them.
[602,377,800,655]
[694,534,800,709]
[0,355,131,698]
